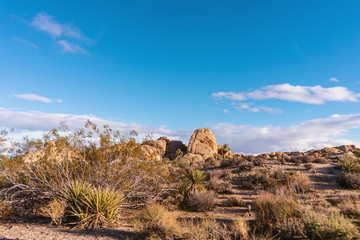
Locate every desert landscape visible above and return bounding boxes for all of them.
[0,125,360,239]
[2,1,360,239]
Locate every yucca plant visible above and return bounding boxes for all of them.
[180,169,207,202]
[60,180,92,208]
[71,187,124,230]
[339,154,359,172]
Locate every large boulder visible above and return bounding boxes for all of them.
[165,140,187,160]
[142,139,167,154]
[188,128,218,160]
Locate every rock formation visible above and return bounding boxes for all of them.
[188,128,218,160]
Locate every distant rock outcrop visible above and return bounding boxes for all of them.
[22,140,79,163]
[188,128,218,160]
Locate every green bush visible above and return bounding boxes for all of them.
[303,211,359,240]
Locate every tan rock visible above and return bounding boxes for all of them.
[142,140,166,154]
[141,145,162,160]
[22,140,79,163]
[158,136,170,144]
[188,128,218,159]
[337,145,357,152]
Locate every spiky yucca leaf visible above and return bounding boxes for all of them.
[184,169,207,194]
[71,187,123,230]
[339,154,359,172]
[60,180,92,206]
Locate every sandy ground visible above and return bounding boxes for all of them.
[0,222,135,240]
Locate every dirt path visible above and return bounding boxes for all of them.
[0,222,135,240]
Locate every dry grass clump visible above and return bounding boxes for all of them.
[253,193,302,232]
[134,203,180,239]
[303,211,360,240]
[226,196,245,207]
[221,157,246,167]
[304,163,314,170]
[185,190,216,212]
[231,217,249,240]
[41,199,66,226]
[207,179,232,194]
[238,162,255,172]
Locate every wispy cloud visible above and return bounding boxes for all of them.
[57,40,89,55]
[212,83,359,104]
[233,103,282,114]
[329,77,340,82]
[30,13,91,55]
[14,94,62,104]
[11,36,37,49]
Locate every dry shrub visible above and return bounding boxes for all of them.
[253,157,265,167]
[226,196,245,207]
[303,211,360,240]
[287,172,311,194]
[238,162,254,172]
[334,195,360,216]
[41,199,66,226]
[207,179,232,194]
[221,157,246,167]
[185,191,216,212]
[339,172,360,189]
[304,163,314,170]
[253,193,301,232]
[314,157,328,164]
[182,218,230,240]
[134,203,180,239]
[231,217,248,240]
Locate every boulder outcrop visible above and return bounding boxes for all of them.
[188,128,218,160]
[165,140,187,160]
[142,139,167,154]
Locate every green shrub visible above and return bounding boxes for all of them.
[339,154,360,172]
[303,211,359,240]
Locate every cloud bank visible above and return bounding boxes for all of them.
[0,108,359,154]
[212,83,359,104]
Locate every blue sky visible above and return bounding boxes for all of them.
[1,1,360,153]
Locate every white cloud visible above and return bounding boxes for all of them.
[211,114,360,154]
[11,36,37,49]
[14,94,62,104]
[329,77,340,82]
[57,40,89,55]
[1,108,360,154]
[223,109,230,113]
[212,83,359,104]
[30,13,90,54]
[0,108,190,142]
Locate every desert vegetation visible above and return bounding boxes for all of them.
[0,122,360,239]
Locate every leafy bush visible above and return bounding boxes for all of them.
[303,211,359,240]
